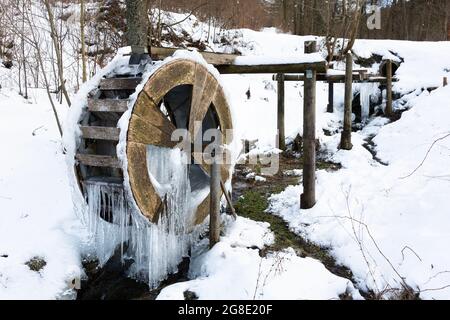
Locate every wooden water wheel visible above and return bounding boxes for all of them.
[75,59,233,226]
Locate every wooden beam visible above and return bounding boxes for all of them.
[366,76,399,84]
[79,126,120,141]
[277,73,286,150]
[301,41,317,210]
[273,73,384,83]
[150,46,239,66]
[217,61,327,74]
[340,53,354,150]
[76,154,121,169]
[150,46,327,74]
[327,82,334,113]
[385,59,393,117]
[88,99,129,113]
[82,177,123,188]
[99,77,142,91]
[210,152,221,248]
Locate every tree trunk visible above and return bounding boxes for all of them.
[125,0,149,49]
[26,9,63,137]
[43,0,71,107]
[80,0,87,83]
[21,0,28,99]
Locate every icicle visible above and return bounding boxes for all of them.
[81,145,207,290]
[359,83,379,123]
[83,183,131,266]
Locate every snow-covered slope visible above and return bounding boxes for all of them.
[0,89,84,299]
[158,217,361,300]
[269,85,450,299]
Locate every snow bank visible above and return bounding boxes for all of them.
[158,217,361,300]
[353,40,450,93]
[0,89,84,299]
[269,86,450,299]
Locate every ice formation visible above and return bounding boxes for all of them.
[70,49,233,290]
[359,83,379,122]
[82,146,206,289]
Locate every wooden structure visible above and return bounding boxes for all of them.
[75,44,329,247]
[271,50,397,209]
[274,59,397,152]
[76,59,233,228]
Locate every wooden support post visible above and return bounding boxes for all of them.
[209,146,221,249]
[327,82,334,113]
[277,73,286,150]
[301,40,317,210]
[340,52,354,150]
[448,21,450,41]
[444,77,448,87]
[385,59,393,117]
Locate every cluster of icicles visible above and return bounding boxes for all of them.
[81,147,207,289]
[359,82,379,122]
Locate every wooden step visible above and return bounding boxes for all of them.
[82,177,124,188]
[99,77,142,91]
[76,154,122,169]
[88,99,129,113]
[80,126,120,141]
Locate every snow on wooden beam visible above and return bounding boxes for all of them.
[272,73,398,83]
[150,46,238,66]
[88,99,129,113]
[76,154,122,169]
[79,126,121,141]
[99,77,142,91]
[150,46,327,74]
[219,53,327,74]
[217,61,327,74]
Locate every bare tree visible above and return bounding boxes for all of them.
[4,0,63,136]
[43,0,71,107]
[21,0,28,99]
[80,0,87,83]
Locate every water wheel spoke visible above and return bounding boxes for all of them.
[128,114,177,148]
[189,67,219,141]
[133,92,177,137]
[128,93,178,148]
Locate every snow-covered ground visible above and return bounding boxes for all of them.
[0,88,85,299]
[157,20,450,299]
[1,8,450,299]
[269,85,450,299]
[158,217,361,300]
